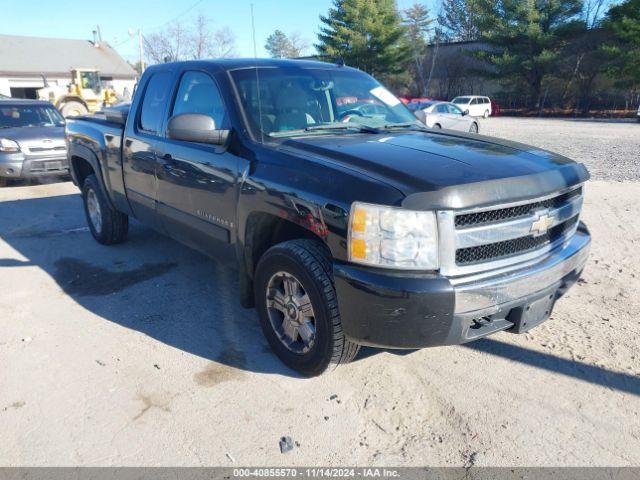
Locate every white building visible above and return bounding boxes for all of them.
[0,34,137,100]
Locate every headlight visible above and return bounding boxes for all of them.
[348,202,439,270]
[0,138,20,153]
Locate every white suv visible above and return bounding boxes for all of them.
[452,96,492,118]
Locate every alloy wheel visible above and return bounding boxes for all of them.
[265,271,316,354]
[86,188,103,234]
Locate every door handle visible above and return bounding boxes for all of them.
[157,153,175,171]
[158,153,173,164]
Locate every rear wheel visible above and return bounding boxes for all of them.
[61,101,88,117]
[469,122,479,134]
[82,174,128,245]
[254,240,360,376]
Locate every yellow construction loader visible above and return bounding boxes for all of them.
[38,69,118,117]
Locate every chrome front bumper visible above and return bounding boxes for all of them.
[452,227,591,316]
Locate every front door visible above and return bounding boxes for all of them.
[155,70,240,260]
[123,70,174,231]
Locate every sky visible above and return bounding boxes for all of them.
[1,0,437,64]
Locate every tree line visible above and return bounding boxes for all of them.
[310,0,640,114]
[139,1,639,115]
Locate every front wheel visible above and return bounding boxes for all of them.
[82,174,128,245]
[254,240,360,376]
[433,123,442,129]
[469,122,479,134]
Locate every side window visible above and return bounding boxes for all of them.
[471,98,479,105]
[448,104,462,115]
[436,104,447,114]
[139,72,172,134]
[172,71,227,129]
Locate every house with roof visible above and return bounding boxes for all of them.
[0,34,137,100]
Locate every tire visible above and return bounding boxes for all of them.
[254,239,360,376]
[81,174,128,245]
[61,101,88,117]
[433,123,442,129]
[483,110,490,119]
[469,122,479,134]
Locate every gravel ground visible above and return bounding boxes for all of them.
[480,117,640,182]
[1,119,639,467]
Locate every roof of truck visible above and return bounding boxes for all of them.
[153,58,347,71]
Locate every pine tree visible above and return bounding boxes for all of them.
[403,3,433,95]
[438,0,489,42]
[478,0,584,110]
[602,0,640,89]
[316,0,411,79]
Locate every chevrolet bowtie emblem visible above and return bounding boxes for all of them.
[531,211,555,236]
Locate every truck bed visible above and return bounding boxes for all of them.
[66,115,128,213]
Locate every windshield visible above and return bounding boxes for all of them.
[452,97,471,105]
[230,67,420,138]
[0,104,65,128]
[80,71,102,91]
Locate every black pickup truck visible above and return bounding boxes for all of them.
[66,59,590,376]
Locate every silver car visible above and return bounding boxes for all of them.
[416,101,479,133]
[0,99,68,187]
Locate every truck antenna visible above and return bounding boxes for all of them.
[251,3,265,144]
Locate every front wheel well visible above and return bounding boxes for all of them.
[71,155,95,187]
[239,212,330,308]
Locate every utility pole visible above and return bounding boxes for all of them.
[129,28,145,75]
[138,29,145,74]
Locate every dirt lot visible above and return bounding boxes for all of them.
[1,118,638,466]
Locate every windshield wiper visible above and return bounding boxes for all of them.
[305,123,380,134]
[380,122,429,132]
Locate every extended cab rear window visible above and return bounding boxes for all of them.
[138,72,172,134]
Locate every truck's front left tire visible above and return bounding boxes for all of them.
[82,174,128,245]
[254,240,360,376]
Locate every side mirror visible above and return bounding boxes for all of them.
[413,110,427,124]
[167,113,229,145]
[462,109,469,116]
[104,107,128,125]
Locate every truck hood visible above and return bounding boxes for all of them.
[281,130,589,209]
[0,126,65,145]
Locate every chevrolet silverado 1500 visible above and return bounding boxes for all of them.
[66,59,591,376]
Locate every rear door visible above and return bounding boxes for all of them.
[444,103,467,131]
[122,70,174,230]
[154,69,240,260]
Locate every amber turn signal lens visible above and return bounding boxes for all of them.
[350,238,367,259]
[351,207,367,233]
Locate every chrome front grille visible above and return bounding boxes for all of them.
[454,188,582,228]
[455,216,579,265]
[438,185,584,277]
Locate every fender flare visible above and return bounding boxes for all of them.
[68,142,116,210]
